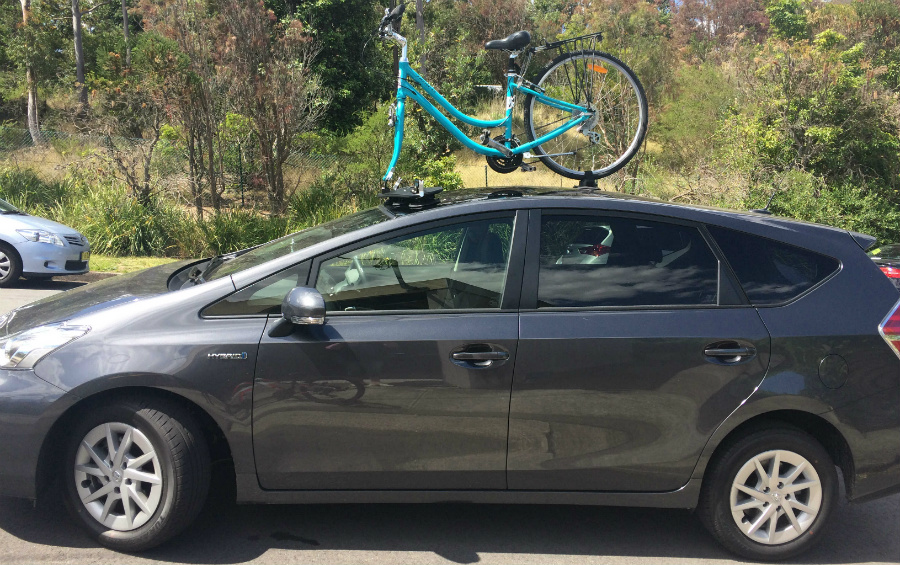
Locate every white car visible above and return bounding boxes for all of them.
[0,197,90,287]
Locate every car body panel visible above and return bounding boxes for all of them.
[254,313,518,490]
[3,260,198,337]
[510,308,771,491]
[0,188,894,511]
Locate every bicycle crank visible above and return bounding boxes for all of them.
[485,136,523,174]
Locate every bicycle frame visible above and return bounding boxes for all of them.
[382,31,592,183]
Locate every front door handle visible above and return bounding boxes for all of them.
[703,342,757,364]
[450,345,510,369]
[451,351,509,361]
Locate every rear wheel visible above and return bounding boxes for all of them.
[523,50,647,181]
[0,242,22,287]
[63,396,210,551]
[698,427,838,561]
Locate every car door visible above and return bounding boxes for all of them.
[253,211,527,490]
[508,210,771,492]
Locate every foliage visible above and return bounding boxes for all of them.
[0,0,899,245]
[765,0,809,42]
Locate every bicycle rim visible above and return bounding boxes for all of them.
[525,51,647,179]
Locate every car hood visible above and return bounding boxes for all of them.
[0,212,83,236]
[1,260,196,336]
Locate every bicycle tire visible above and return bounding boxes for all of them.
[523,50,648,181]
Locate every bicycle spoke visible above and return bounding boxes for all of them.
[525,50,645,178]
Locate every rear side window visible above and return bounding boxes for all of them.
[707,226,839,305]
[538,215,720,308]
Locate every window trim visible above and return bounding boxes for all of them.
[308,210,527,316]
[200,261,312,319]
[522,209,744,313]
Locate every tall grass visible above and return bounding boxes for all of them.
[0,165,379,259]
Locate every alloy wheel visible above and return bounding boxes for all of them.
[0,250,10,279]
[74,422,163,531]
[730,449,823,545]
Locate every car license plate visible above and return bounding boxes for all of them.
[80,251,91,262]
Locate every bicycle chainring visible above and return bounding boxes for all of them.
[486,137,523,174]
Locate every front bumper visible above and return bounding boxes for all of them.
[17,240,91,276]
[0,368,69,499]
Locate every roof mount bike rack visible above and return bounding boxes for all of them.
[380,180,444,209]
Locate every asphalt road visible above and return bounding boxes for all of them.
[1,287,898,565]
[0,492,897,565]
[0,279,84,315]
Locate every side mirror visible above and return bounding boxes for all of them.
[282,287,326,325]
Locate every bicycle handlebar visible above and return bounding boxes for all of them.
[379,2,407,33]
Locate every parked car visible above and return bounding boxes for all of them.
[868,244,900,290]
[0,187,898,560]
[0,197,90,287]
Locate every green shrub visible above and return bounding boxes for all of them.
[746,171,900,242]
[288,176,379,229]
[193,208,292,256]
[0,167,72,209]
[49,183,188,256]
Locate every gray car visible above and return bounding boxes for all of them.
[0,197,91,286]
[0,187,898,561]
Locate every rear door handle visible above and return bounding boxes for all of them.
[703,342,757,365]
[704,347,755,357]
[451,351,509,361]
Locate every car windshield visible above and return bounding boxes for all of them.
[0,198,21,213]
[205,207,393,280]
[869,244,900,261]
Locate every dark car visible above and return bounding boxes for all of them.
[0,188,898,560]
[869,243,900,290]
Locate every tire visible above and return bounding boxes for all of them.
[698,426,838,561]
[63,396,210,552]
[523,50,648,181]
[0,241,23,288]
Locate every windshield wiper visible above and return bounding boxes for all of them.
[187,253,235,285]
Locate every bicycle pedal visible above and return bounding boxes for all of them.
[520,164,536,172]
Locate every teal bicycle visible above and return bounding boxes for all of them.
[376,3,648,189]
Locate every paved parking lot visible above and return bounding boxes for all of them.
[0,279,84,314]
[1,284,898,565]
[0,492,896,565]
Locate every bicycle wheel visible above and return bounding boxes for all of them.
[523,50,648,181]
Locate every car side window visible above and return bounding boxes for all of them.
[707,225,839,305]
[202,262,310,316]
[316,216,514,312]
[538,215,719,308]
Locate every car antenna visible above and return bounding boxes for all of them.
[751,191,778,215]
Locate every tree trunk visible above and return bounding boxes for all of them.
[189,125,204,220]
[122,0,131,68]
[415,0,426,77]
[206,124,219,211]
[21,0,42,145]
[72,0,88,110]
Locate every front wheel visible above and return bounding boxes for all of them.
[523,50,648,181]
[0,242,22,288]
[698,427,838,561]
[63,396,210,551]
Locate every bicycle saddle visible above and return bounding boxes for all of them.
[484,30,531,51]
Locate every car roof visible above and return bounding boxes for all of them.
[388,186,848,233]
[232,186,865,289]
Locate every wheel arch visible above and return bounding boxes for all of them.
[695,409,854,498]
[35,386,235,503]
[0,237,23,265]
